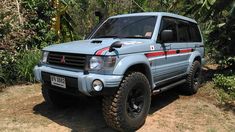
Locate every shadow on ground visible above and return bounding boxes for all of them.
[33,88,181,132]
[33,97,114,132]
[217,102,235,115]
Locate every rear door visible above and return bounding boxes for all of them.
[188,23,204,57]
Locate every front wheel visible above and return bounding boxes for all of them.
[102,72,151,131]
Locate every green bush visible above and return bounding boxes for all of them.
[0,50,18,84]
[218,57,235,69]
[0,66,6,85]
[16,49,41,82]
[213,74,235,99]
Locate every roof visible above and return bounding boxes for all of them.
[109,12,197,24]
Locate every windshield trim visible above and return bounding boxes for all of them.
[88,19,109,39]
[88,15,158,40]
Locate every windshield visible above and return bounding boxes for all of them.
[91,16,157,39]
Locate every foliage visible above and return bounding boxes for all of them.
[0,50,18,84]
[0,11,13,39]
[187,0,235,68]
[16,49,41,82]
[0,49,41,84]
[213,73,235,100]
[218,57,235,68]
[22,0,57,49]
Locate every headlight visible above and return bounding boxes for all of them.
[90,56,103,70]
[42,51,49,63]
[88,56,116,70]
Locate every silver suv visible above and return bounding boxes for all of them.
[34,12,205,131]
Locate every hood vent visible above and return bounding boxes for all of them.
[91,40,102,44]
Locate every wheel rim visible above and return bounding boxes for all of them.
[193,68,201,87]
[126,84,145,118]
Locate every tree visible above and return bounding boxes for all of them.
[187,0,235,67]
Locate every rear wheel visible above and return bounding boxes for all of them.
[102,72,151,131]
[42,85,77,108]
[183,60,202,95]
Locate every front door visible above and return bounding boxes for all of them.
[153,17,178,83]
[153,17,191,84]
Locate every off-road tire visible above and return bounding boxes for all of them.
[183,60,202,95]
[102,72,151,131]
[42,85,76,108]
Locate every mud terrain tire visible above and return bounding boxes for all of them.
[183,60,202,95]
[102,72,151,131]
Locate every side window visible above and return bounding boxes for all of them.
[158,17,177,42]
[189,23,202,42]
[177,20,190,42]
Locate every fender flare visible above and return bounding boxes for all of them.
[187,51,202,73]
[113,55,154,88]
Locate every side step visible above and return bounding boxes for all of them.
[152,79,186,95]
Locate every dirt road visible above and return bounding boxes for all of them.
[0,83,234,132]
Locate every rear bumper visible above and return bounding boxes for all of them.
[33,65,123,96]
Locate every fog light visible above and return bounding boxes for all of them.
[92,80,103,91]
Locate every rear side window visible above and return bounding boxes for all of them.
[177,20,190,42]
[158,17,202,43]
[189,24,202,42]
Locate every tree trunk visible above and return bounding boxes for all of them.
[15,0,23,25]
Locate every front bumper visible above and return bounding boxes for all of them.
[33,65,123,96]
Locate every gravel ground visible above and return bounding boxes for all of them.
[0,83,234,132]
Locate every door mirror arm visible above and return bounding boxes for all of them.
[109,41,122,52]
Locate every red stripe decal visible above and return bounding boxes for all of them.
[96,47,109,55]
[180,48,192,53]
[145,51,165,58]
[167,50,177,55]
[145,48,192,58]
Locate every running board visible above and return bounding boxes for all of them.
[152,79,186,95]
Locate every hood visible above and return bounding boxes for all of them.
[43,38,153,55]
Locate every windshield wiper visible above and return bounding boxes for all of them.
[122,36,150,39]
[93,35,121,38]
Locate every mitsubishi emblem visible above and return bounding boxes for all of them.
[60,56,65,64]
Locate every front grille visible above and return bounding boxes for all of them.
[47,52,86,69]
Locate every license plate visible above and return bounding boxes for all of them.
[50,75,66,88]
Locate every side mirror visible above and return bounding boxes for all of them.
[109,41,122,52]
[160,30,173,43]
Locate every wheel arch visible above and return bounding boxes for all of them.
[194,56,201,64]
[113,55,154,89]
[187,51,202,73]
[125,63,153,88]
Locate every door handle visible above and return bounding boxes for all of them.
[176,49,180,53]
